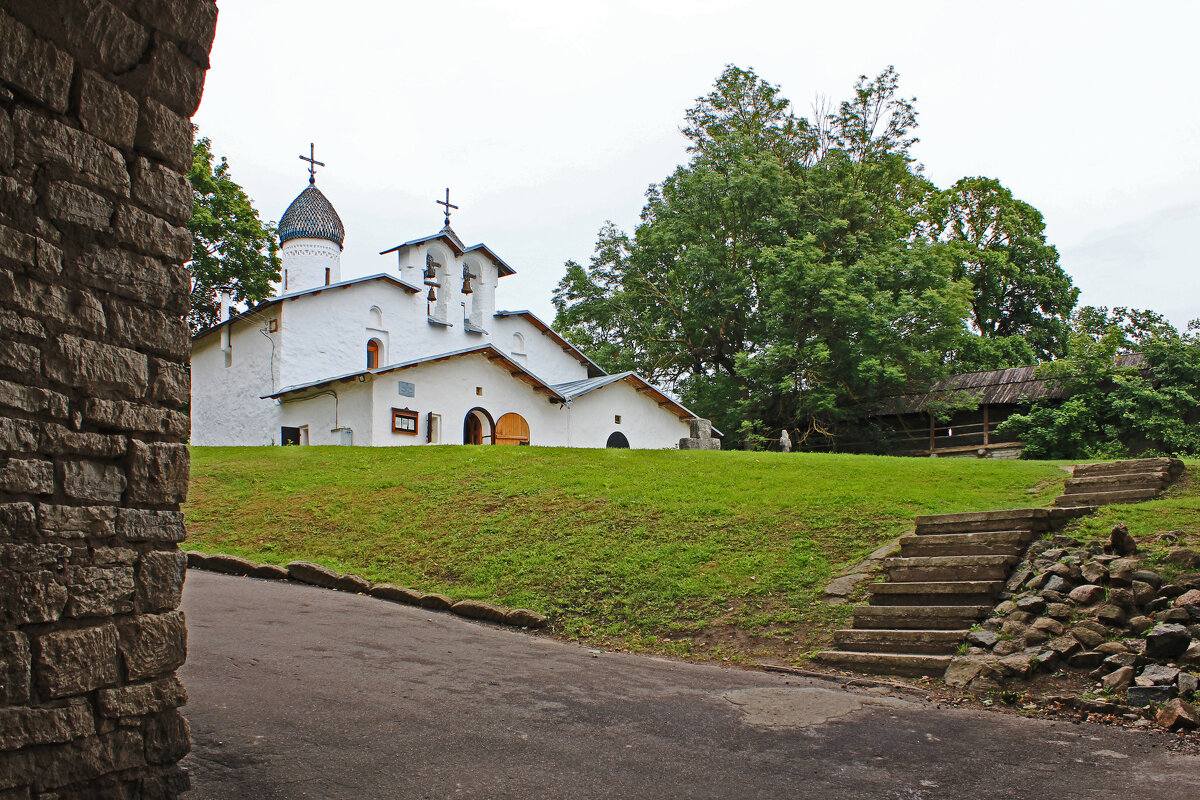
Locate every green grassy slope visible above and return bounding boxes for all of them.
[184,446,1068,663]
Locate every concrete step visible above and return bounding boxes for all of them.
[1054,487,1161,507]
[1063,472,1167,492]
[867,580,1004,606]
[852,605,991,630]
[813,650,952,677]
[833,628,969,655]
[914,508,1049,536]
[1071,457,1183,479]
[883,555,1017,583]
[899,530,1033,557]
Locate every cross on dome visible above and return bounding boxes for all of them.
[299,143,325,185]
[436,187,458,226]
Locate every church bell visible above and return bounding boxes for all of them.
[426,286,437,302]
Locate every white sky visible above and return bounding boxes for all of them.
[194,0,1200,329]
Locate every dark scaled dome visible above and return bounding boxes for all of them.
[278,185,345,247]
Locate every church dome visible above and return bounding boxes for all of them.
[278,185,345,247]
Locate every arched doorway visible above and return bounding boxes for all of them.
[494,412,530,446]
[463,407,494,445]
[606,431,629,448]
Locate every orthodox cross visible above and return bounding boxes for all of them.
[299,143,324,185]
[436,187,458,226]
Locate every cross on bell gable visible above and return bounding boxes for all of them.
[436,187,458,226]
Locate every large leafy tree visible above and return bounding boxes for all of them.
[927,177,1078,369]
[554,66,969,445]
[187,135,280,333]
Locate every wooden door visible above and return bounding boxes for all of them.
[494,413,530,446]
[464,413,483,445]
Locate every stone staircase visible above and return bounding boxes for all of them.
[1055,457,1184,508]
[814,457,1186,678]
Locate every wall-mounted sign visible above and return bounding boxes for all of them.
[397,380,415,397]
[392,407,418,434]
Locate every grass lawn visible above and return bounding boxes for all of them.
[184,446,1070,664]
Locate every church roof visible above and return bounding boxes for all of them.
[379,229,516,277]
[551,372,714,429]
[493,310,606,378]
[279,184,345,247]
[263,344,561,400]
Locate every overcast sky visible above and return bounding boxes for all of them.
[194,1,1200,329]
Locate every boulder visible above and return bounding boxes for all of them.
[1109,523,1138,556]
[1024,627,1050,646]
[1132,581,1157,607]
[997,653,1035,679]
[1127,685,1176,707]
[943,656,994,688]
[505,608,548,628]
[450,599,509,624]
[286,561,370,593]
[1095,605,1126,626]
[1100,665,1135,691]
[1031,617,1065,636]
[1178,672,1199,696]
[1107,558,1138,586]
[1107,587,1134,609]
[1081,562,1108,584]
[967,629,1000,649]
[1164,548,1200,568]
[1177,572,1200,590]
[1173,589,1200,608]
[992,639,1024,656]
[369,584,424,605]
[251,563,289,580]
[1135,664,1181,686]
[419,593,454,611]
[1145,623,1192,659]
[1132,569,1163,589]
[1069,584,1105,605]
[1184,643,1200,666]
[1067,650,1105,670]
[1046,635,1081,658]
[1069,625,1104,649]
[1043,576,1072,595]
[1046,602,1073,620]
[1094,641,1129,655]
[994,600,1018,616]
[1016,595,1047,615]
[1158,585,1186,599]
[1156,698,1200,730]
[1158,608,1192,624]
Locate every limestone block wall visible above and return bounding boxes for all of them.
[0,1,215,796]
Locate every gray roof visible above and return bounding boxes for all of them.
[378,226,515,276]
[279,184,345,246]
[552,372,634,400]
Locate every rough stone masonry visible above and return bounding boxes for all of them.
[0,1,215,796]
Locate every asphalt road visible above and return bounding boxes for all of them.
[179,570,1200,799]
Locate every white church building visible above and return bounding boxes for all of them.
[190,162,713,449]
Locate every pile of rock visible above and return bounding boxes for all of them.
[945,525,1200,728]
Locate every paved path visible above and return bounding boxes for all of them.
[180,570,1200,799]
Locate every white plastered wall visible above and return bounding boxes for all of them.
[277,378,373,446]
[488,315,590,385]
[189,308,282,446]
[563,379,692,449]
[281,237,342,293]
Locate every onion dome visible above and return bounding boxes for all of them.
[278,185,345,247]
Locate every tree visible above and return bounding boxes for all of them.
[996,315,1200,459]
[187,134,280,333]
[554,66,970,445]
[927,177,1078,369]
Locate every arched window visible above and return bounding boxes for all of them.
[512,332,525,354]
[366,339,381,369]
[368,306,383,328]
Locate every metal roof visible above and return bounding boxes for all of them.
[279,185,345,246]
[493,310,606,378]
[378,226,515,276]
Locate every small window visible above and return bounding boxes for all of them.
[614,415,622,424]
[512,331,525,354]
[325,267,331,286]
[367,339,381,369]
[268,319,278,332]
[392,407,418,435]
[475,386,483,396]
[283,269,288,291]
[427,412,441,444]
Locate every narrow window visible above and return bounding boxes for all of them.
[614,415,621,424]
[268,319,278,332]
[475,386,483,396]
[283,269,288,290]
[325,267,331,286]
[367,339,380,369]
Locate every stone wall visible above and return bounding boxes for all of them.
[0,1,214,796]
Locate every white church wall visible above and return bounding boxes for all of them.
[278,378,373,446]
[366,352,567,447]
[488,315,590,385]
[281,237,342,293]
[565,380,691,449]
[190,311,281,446]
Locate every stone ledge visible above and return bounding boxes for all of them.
[185,551,549,629]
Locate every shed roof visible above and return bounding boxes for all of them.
[878,353,1147,414]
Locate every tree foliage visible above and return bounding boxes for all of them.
[996,313,1200,459]
[187,135,280,334]
[927,177,1077,369]
[555,66,1062,445]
